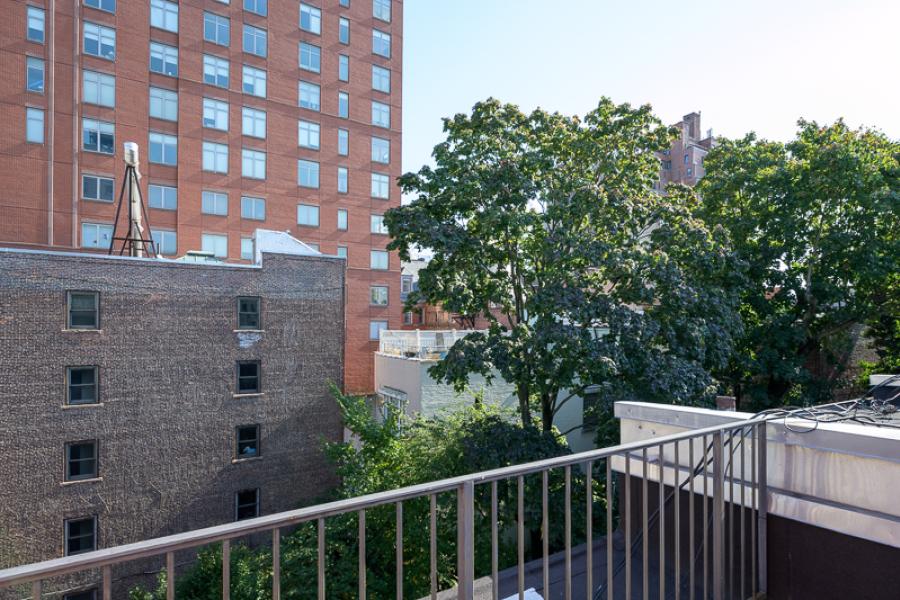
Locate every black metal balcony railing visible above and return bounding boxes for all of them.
[0,418,768,600]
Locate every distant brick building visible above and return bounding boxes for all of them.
[657,111,715,189]
[0,239,344,596]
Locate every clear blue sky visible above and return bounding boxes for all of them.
[401,0,900,174]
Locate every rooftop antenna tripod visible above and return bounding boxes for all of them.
[109,142,157,257]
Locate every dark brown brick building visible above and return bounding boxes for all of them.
[0,244,344,594]
[0,0,402,393]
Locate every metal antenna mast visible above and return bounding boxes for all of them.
[109,142,157,257]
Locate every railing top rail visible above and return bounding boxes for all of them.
[0,414,765,588]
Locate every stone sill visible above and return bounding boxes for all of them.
[233,392,264,399]
[60,477,102,486]
[61,403,104,409]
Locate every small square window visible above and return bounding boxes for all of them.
[236,424,260,458]
[297,160,320,189]
[151,0,179,33]
[298,120,320,149]
[297,203,320,227]
[83,21,116,60]
[243,24,267,57]
[244,0,267,16]
[66,441,98,481]
[203,98,229,131]
[336,246,347,259]
[370,214,388,234]
[237,361,260,393]
[299,42,321,73]
[68,292,99,329]
[152,230,177,255]
[81,222,113,248]
[65,517,97,556]
[240,196,266,221]
[373,29,391,58]
[299,3,321,34]
[201,233,228,258]
[370,250,388,270]
[372,101,390,128]
[202,191,228,215]
[67,366,99,405]
[372,65,390,93]
[242,65,267,98]
[237,296,260,329]
[370,286,388,306]
[150,42,178,77]
[204,12,230,46]
[82,175,115,202]
[235,489,259,520]
[373,0,391,22]
[369,320,388,341]
[299,81,320,111]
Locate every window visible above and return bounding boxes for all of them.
[65,517,96,556]
[152,229,177,255]
[336,245,347,259]
[299,4,321,34]
[85,0,116,13]
[373,29,391,57]
[203,55,230,88]
[66,441,98,481]
[242,107,266,138]
[237,296,261,329]
[26,57,44,93]
[338,17,350,44]
[401,275,412,296]
[201,233,228,257]
[244,0,267,17]
[201,191,228,215]
[298,120,320,149]
[297,203,319,227]
[150,0,178,33]
[339,55,349,82]
[202,142,229,173]
[150,42,178,76]
[299,43,320,73]
[338,129,349,156]
[235,489,259,520]
[82,118,114,154]
[64,591,98,600]
[27,6,45,43]
[371,173,390,199]
[149,132,177,166]
[372,101,390,128]
[81,223,113,249]
[370,286,388,306]
[297,160,319,188]
[662,160,672,170]
[371,214,388,234]
[83,22,115,60]
[26,108,44,143]
[204,12,230,46]
[372,65,390,93]
[149,87,178,121]
[340,0,350,7]
[370,250,388,270]
[242,149,265,179]
[237,361,260,393]
[686,167,693,177]
[66,291,99,329]
[243,25,267,57]
[337,167,348,193]
[371,137,390,163]
[373,0,391,22]
[684,154,690,164]
[202,98,229,130]
[242,66,266,98]
[298,81,320,111]
[83,71,115,107]
[369,320,388,340]
[241,237,254,260]
[241,196,265,220]
[82,175,114,202]
[67,366,98,403]
[337,209,348,230]
[338,92,349,119]
[236,425,260,458]
[148,184,177,210]
[403,311,412,325]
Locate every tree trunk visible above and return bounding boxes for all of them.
[541,393,554,433]
[517,384,532,428]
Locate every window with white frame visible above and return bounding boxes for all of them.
[241,237,254,260]
[373,0,391,22]
[82,174,115,202]
[243,25,267,57]
[82,118,114,154]
[297,203,319,227]
[27,6,45,43]
[201,233,228,258]
[26,57,44,93]
[148,184,177,210]
[297,159,319,188]
[202,142,228,173]
[241,196,265,220]
[83,22,115,60]
[338,129,349,156]
[298,120,320,149]
[203,55,230,88]
[202,191,228,215]
[244,0,267,16]
[299,81,320,111]
[337,167,348,193]
[338,92,349,119]
[370,285,388,306]
[152,229,177,255]
[373,29,391,57]
[371,137,390,163]
[149,87,178,121]
[202,98,229,130]
[81,222,113,249]
[149,132,177,166]
[241,149,266,179]
[85,0,116,12]
[372,65,390,93]
[372,101,390,128]
[242,107,266,138]
[371,172,390,199]
[242,65,266,98]
[339,17,350,44]
[339,55,349,82]
[337,209,348,230]
[204,12,230,46]
[370,214,388,234]
[299,42,321,73]
[369,320,388,340]
[370,250,388,270]
[150,42,178,76]
[150,0,178,33]
[26,108,44,143]
[299,3,321,34]
[83,70,115,107]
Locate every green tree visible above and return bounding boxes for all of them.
[697,120,900,407]
[386,98,744,431]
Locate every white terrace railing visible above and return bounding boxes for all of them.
[0,418,769,600]
[379,329,479,359]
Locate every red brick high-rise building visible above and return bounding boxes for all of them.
[0,0,401,393]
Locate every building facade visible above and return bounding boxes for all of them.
[0,0,401,393]
[656,111,715,189]
[0,243,344,595]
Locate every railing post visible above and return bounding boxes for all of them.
[756,423,768,595]
[712,432,725,600]
[457,480,475,600]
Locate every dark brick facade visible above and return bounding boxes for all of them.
[0,248,344,590]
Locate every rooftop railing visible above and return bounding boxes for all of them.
[378,329,479,359]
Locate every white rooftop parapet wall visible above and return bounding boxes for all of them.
[378,329,481,359]
[612,401,900,548]
[253,229,322,264]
